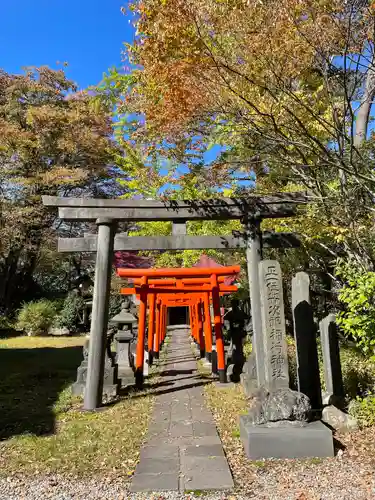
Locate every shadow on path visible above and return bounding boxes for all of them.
[125,378,212,401]
[159,369,195,376]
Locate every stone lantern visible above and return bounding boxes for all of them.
[109,299,138,332]
[109,300,138,384]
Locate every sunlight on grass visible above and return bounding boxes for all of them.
[203,381,256,490]
[0,336,86,349]
[0,335,155,478]
[205,382,248,440]
[0,393,152,477]
[204,382,248,465]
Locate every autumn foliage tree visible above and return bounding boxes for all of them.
[112,0,375,280]
[0,67,117,312]
[125,1,374,160]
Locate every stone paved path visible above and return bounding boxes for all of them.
[130,327,234,493]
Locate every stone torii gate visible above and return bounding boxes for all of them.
[43,194,307,410]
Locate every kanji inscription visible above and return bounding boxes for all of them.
[259,260,289,388]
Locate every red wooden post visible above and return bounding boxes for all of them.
[192,302,198,343]
[135,276,148,387]
[159,299,164,352]
[147,293,156,365]
[161,304,167,343]
[164,304,168,341]
[159,301,164,346]
[189,305,193,339]
[211,273,227,383]
[195,302,200,344]
[190,303,195,341]
[154,298,161,359]
[197,298,205,358]
[203,292,213,362]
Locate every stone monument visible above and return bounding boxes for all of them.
[320,314,345,405]
[241,260,288,394]
[240,260,334,459]
[292,272,322,411]
[259,261,289,389]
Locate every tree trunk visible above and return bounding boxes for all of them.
[0,248,22,313]
[0,246,41,314]
[354,57,375,147]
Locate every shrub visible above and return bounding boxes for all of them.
[287,340,298,391]
[55,292,85,332]
[336,260,375,358]
[349,393,375,427]
[0,316,13,330]
[285,336,375,398]
[16,300,58,336]
[318,341,375,399]
[339,346,375,399]
[243,340,252,358]
[108,294,123,320]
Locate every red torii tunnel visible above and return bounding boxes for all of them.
[117,265,240,386]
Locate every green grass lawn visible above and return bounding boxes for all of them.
[0,336,154,478]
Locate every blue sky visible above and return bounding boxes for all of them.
[0,1,132,89]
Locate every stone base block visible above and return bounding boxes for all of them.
[119,376,136,388]
[211,350,218,374]
[240,373,258,397]
[201,358,212,370]
[118,366,136,387]
[103,384,120,397]
[132,348,149,377]
[71,382,84,397]
[118,366,134,378]
[71,382,119,398]
[240,416,334,459]
[143,362,149,377]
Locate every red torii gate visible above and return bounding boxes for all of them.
[117,265,239,386]
[122,285,236,363]
[130,275,230,362]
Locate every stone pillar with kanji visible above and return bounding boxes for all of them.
[239,260,334,460]
[259,260,289,390]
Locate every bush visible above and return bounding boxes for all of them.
[287,339,298,391]
[0,315,18,338]
[108,294,123,320]
[16,300,58,336]
[55,292,85,332]
[287,335,375,400]
[339,346,375,399]
[336,260,375,358]
[318,342,375,399]
[243,340,252,358]
[0,316,13,330]
[349,393,375,427]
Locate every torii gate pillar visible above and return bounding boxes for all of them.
[245,218,265,386]
[83,218,116,411]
